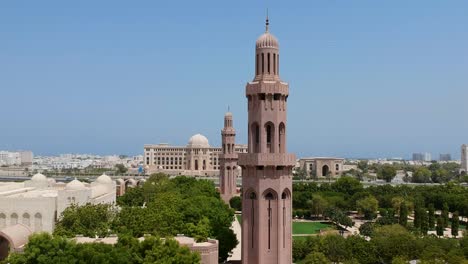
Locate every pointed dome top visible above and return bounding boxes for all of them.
[256,16,279,49]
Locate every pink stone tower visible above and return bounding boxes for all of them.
[238,16,295,264]
[219,111,238,203]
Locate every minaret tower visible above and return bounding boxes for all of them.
[219,111,238,202]
[239,16,295,264]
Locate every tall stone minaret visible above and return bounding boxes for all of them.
[238,16,295,264]
[219,111,238,203]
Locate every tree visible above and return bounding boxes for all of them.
[399,202,408,227]
[4,233,200,264]
[331,176,363,196]
[54,203,117,238]
[303,251,329,264]
[357,160,369,173]
[320,234,350,263]
[357,195,379,220]
[359,222,375,237]
[442,202,449,228]
[115,164,128,174]
[428,204,435,229]
[436,217,444,237]
[378,165,397,182]
[309,194,328,218]
[412,167,432,183]
[451,211,460,237]
[420,208,429,235]
[229,196,242,211]
[392,196,405,215]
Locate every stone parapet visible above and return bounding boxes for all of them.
[238,153,295,167]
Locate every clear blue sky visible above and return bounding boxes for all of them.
[1,0,467,159]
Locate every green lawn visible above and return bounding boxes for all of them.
[234,215,332,236]
[292,222,332,235]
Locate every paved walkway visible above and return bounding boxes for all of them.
[228,215,242,262]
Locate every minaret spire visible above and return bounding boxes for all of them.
[265,9,269,32]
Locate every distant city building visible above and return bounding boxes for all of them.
[461,144,468,173]
[0,151,33,166]
[0,173,116,233]
[439,153,452,161]
[412,152,431,162]
[144,134,247,177]
[298,157,345,178]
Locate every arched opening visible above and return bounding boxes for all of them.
[279,123,285,153]
[265,122,275,153]
[264,190,276,250]
[277,54,280,75]
[248,191,257,249]
[281,188,290,248]
[10,214,17,226]
[267,53,271,73]
[202,160,206,170]
[256,54,259,75]
[322,165,330,177]
[34,213,42,232]
[22,213,30,227]
[273,53,276,74]
[195,160,199,171]
[251,123,260,153]
[335,164,339,171]
[261,53,264,73]
[0,235,10,261]
[227,144,231,154]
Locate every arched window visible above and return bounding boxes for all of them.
[202,160,206,170]
[264,191,276,249]
[279,123,285,153]
[34,213,42,232]
[195,160,199,170]
[265,122,275,153]
[10,213,18,225]
[251,123,260,153]
[22,213,30,226]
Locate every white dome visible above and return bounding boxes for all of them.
[66,179,86,191]
[96,174,113,184]
[187,134,210,148]
[31,173,47,182]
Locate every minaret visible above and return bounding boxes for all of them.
[238,16,295,264]
[219,111,238,202]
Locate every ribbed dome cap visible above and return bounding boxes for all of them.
[256,32,279,49]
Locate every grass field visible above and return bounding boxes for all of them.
[234,215,333,236]
[292,222,332,235]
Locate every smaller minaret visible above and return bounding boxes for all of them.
[219,111,238,203]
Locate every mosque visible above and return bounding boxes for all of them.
[144,133,247,176]
[0,173,116,258]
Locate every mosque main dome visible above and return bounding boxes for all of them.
[187,134,210,148]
